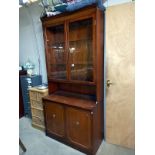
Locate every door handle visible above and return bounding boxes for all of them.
[107,80,113,88]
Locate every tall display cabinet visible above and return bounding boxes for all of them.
[41,5,104,155]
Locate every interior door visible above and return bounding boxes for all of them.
[105,3,135,149]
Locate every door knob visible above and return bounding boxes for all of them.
[107,80,113,88]
[52,114,56,118]
[76,121,80,125]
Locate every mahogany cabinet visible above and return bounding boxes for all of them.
[41,5,104,155]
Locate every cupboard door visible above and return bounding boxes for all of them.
[66,107,92,149]
[68,18,94,82]
[46,24,67,80]
[44,102,65,138]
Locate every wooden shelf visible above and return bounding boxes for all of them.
[47,42,65,48]
[48,78,96,86]
[50,64,66,65]
[50,63,92,66]
[43,91,96,110]
[69,38,92,42]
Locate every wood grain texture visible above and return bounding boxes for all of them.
[66,107,92,149]
[43,91,96,110]
[44,102,65,138]
[105,2,135,149]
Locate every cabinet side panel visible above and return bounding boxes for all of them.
[94,8,104,153]
[48,81,59,94]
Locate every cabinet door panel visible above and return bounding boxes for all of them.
[45,102,65,138]
[69,18,94,82]
[46,24,67,80]
[66,107,92,149]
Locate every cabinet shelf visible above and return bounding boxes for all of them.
[43,91,96,110]
[48,78,96,86]
[47,39,92,48]
[50,64,66,65]
[69,38,92,42]
[47,42,65,48]
[50,63,92,66]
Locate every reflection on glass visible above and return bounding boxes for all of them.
[46,24,67,79]
[50,64,66,79]
[71,64,93,81]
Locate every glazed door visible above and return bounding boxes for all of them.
[68,18,94,82]
[45,23,67,80]
[105,3,135,148]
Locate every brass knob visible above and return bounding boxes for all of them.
[52,114,56,118]
[76,121,80,125]
[107,80,113,88]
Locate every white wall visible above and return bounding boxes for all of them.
[19,2,47,83]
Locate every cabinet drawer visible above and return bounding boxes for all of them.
[29,91,37,100]
[31,108,44,118]
[31,100,43,109]
[44,102,65,138]
[66,107,92,149]
[32,116,45,127]
[37,93,44,102]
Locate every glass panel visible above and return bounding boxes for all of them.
[69,18,93,82]
[46,24,66,79]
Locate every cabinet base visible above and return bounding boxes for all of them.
[46,131,96,155]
